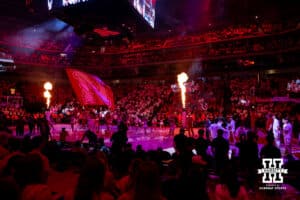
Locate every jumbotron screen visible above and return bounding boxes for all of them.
[47,0,89,11]
[129,0,156,28]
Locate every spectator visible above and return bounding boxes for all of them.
[215,162,249,200]
[14,154,52,200]
[260,134,281,159]
[0,177,20,200]
[211,129,230,174]
[81,129,98,148]
[118,161,166,200]
[65,156,114,200]
[59,127,69,146]
[194,129,209,161]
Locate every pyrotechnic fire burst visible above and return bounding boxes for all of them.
[177,72,188,108]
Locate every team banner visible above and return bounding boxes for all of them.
[66,68,114,109]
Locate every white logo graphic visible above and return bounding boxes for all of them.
[258,158,288,183]
[48,0,53,10]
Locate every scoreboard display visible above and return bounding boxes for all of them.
[47,0,89,10]
[129,0,156,28]
[40,0,156,30]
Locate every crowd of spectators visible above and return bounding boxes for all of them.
[12,52,71,66]
[0,21,298,68]
[62,29,299,68]
[0,73,298,131]
[149,75,300,134]
[0,72,299,154]
[101,21,299,54]
[0,31,75,67]
[1,20,298,56]
[230,75,294,104]
[287,79,300,97]
[0,80,17,97]
[0,116,299,200]
[0,75,300,200]
[0,81,25,126]
[11,81,174,127]
[155,79,224,126]
[228,75,299,127]
[111,83,172,126]
[104,31,300,67]
[0,18,300,200]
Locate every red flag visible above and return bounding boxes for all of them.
[94,28,120,37]
[66,68,114,109]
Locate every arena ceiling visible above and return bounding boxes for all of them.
[1,0,299,40]
[1,0,299,75]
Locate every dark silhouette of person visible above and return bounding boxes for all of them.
[236,133,247,169]
[0,177,20,200]
[70,156,113,200]
[173,128,187,155]
[237,131,259,191]
[27,114,35,135]
[110,130,128,155]
[179,164,209,200]
[13,154,50,198]
[260,134,281,159]
[118,161,165,200]
[195,129,209,161]
[16,116,25,137]
[172,128,193,179]
[211,129,229,174]
[59,127,69,147]
[81,129,98,148]
[186,113,194,137]
[110,121,128,155]
[39,118,51,142]
[0,111,12,134]
[117,120,128,133]
[216,161,248,200]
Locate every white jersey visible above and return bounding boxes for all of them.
[235,126,247,137]
[272,118,281,147]
[283,122,293,138]
[227,119,236,133]
[209,123,219,139]
[272,118,280,136]
[209,122,229,139]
